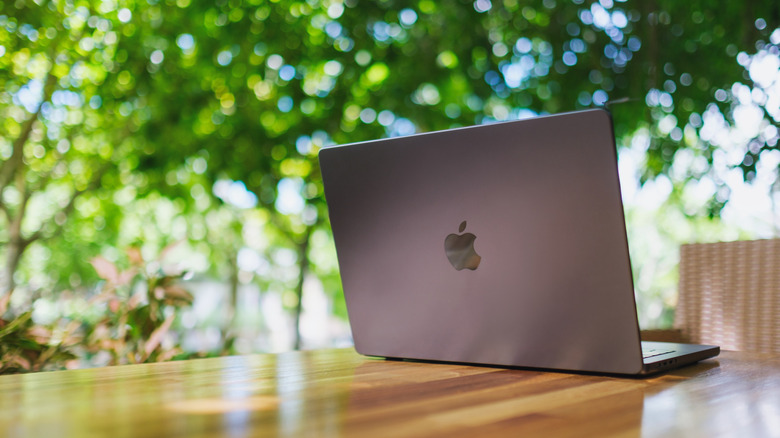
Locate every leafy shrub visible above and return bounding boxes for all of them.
[0,244,194,374]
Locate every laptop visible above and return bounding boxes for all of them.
[318,109,719,375]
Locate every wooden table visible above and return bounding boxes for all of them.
[0,348,778,437]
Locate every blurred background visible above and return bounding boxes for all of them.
[0,0,778,371]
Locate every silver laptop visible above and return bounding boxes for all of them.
[318,109,719,375]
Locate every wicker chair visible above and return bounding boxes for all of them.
[669,239,780,353]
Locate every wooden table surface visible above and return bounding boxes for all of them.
[0,348,778,437]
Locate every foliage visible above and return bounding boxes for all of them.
[0,243,194,373]
[0,0,779,368]
[0,0,141,295]
[0,306,78,374]
[82,245,194,365]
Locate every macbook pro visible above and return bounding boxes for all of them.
[319,109,719,375]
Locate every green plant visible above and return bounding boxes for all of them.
[83,244,194,365]
[0,295,79,374]
[0,243,195,374]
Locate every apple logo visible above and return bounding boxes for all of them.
[444,221,482,271]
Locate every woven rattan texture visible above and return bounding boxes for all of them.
[676,239,780,352]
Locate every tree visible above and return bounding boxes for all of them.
[0,1,131,297]
[2,0,778,349]
[124,0,779,340]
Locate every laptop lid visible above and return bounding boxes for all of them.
[320,109,679,375]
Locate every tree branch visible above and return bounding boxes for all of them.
[22,163,111,248]
[0,72,58,194]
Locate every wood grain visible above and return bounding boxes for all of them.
[0,349,778,437]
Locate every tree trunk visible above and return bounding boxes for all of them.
[0,70,57,301]
[292,227,312,350]
[1,171,31,299]
[1,240,24,299]
[225,246,239,348]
